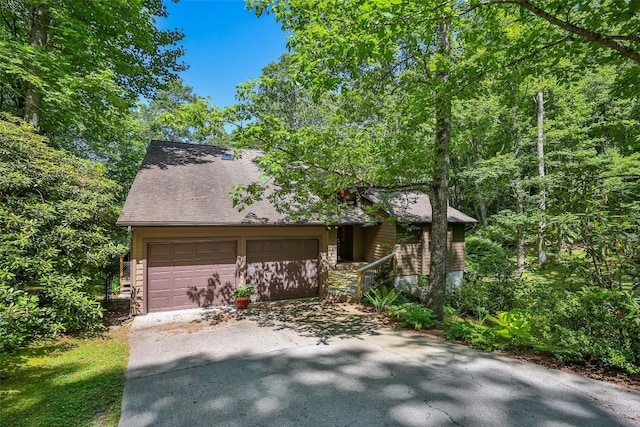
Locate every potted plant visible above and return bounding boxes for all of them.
[232,285,255,310]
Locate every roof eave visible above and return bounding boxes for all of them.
[116,220,328,227]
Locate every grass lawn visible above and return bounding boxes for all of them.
[0,325,129,427]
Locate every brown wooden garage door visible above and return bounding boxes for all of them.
[147,240,237,313]
[246,238,319,301]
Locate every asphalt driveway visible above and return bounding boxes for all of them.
[119,301,640,427]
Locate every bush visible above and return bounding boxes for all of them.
[388,303,437,330]
[41,275,104,334]
[447,272,518,317]
[465,237,515,278]
[447,237,518,316]
[1,277,104,352]
[545,286,640,373]
[0,285,50,352]
[485,309,536,349]
[0,116,121,350]
[443,310,537,351]
[109,275,121,295]
[445,319,485,343]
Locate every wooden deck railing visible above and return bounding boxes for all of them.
[120,260,131,292]
[356,253,397,300]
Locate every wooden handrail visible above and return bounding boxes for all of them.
[357,253,396,273]
[356,253,396,300]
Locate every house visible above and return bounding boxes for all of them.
[117,141,476,314]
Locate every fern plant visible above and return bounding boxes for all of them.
[363,288,399,312]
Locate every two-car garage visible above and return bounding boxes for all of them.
[117,141,331,315]
[146,238,320,313]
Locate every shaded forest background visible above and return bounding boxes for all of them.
[1,1,639,372]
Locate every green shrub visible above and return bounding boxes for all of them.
[447,272,517,317]
[465,237,515,278]
[485,309,535,348]
[363,287,399,312]
[0,116,121,350]
[546,286,640,373]
[447,237,518,316]
[40,275,104,334]
[108,275,121,295]
[388,303,437,330]
[469,223,518,250]
[443,310,536,351]
[445,320,484,343]
[443,319,508,351]
[0,285,50,352]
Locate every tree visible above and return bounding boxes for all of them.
[0,0,185,146]
[236,1,490,318]
[0,114,124,350]
[137,78,226,145]
[453,63,639,286]
[535,88,547,264]
[241,0,640,317]
[470,0,640,65]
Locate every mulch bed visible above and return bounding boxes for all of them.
[102,298,133,328]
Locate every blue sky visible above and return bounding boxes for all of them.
[160,0,289,108]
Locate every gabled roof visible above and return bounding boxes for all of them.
[117,141,305,226]
[117,141,477,226]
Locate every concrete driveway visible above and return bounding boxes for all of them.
[119,301,640,427]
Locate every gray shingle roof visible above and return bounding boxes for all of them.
[117,141,477,226]
[363,189,477,224]
[117,141,295,226]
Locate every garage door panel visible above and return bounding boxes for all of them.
[147,241,237,313]
[265,240,283,254]
[301,239,318,254]
[148,243,170,256]
[147,277,170,292]
[215,241,237,254]
[194,242,215,254]
[149,295,171,308]
[172,243,195,255]
[247,239,319,302]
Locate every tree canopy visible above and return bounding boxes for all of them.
[0,0,185,148]
[234,0,640,317]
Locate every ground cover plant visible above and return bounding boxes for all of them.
[372,235,640,376]
[0,323,129,427]
[443,241,640,374]
[388,303,437,331]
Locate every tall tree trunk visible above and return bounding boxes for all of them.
[469,137,488,226]
[511,90,525,273]
[479,202,488,227]
[24,3,49,130]
[427,20,451,321]
[516,189,525,271]
[536,89,547,265]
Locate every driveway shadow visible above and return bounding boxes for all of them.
[123,301,640,427]
[120,342,640,427]
[235,300,385,344]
